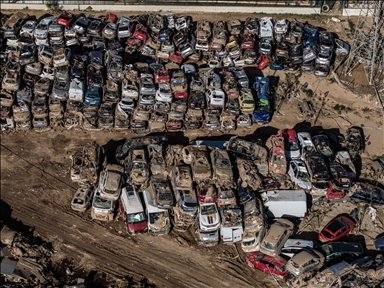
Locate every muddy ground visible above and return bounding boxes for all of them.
[1,10,384,288]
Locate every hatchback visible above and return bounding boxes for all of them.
[318,215,355,242]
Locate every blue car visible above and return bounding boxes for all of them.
[252,77,271,124]
[85,87,101,105]
[303,23,319,47]
[270,56,286,70]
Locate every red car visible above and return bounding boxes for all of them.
[133,23,148,41]
[197,184,218,204]
[241,34,255,49]
[318,215,355,243]
[104,13,117,23]
[246,252,288,279]
[173,91,188,99]
[57,11,75,27]
[169,52,183,64]
[155,69,170,84]
[327,181,345,200]
[256,54,270,70]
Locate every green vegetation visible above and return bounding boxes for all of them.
[23,6,29,10]
[333,104,352,114]
[362,107,371,113]
[328,77,337,84]
[302,88,315,98]
[348,19,356,36]
[45,0,63,12]
[377,154,384,161]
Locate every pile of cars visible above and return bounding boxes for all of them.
[68,127,383,286]
[1,12,350,131]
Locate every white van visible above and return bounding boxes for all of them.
[261,190,307,219]
[219,205,243,244]
[281,239,314,258]
[68,79,85,102]
[142,189,171,236]
[119,185,147,234]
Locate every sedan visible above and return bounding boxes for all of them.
[288,160,312,190]
[318,215,355,242]
[98,164,125,201]
[246,252,288,279]
[238,88,255,114]
[156,83,172,103]
[279,128,300,159]
[198,203,221,232]
[286,250,325,276]
[312,134,335,162]
[205,88,225,108]
[328,162,351,190]
[297,132,317,158]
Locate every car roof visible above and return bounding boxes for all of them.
[291,250,323,266]
[284,239,313,249]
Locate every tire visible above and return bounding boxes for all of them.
[322,4,331,13]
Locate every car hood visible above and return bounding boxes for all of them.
[127,220,147,233]
[253,111,270,122]
[200,213,220,226]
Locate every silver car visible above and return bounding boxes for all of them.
[34,16,56,45]
[286,250,325,276]
[316,47,333,65]
[51,79,70,101]
[139,75,156,95]
[20,20,37,37]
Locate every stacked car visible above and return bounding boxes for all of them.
[1,12,351,131]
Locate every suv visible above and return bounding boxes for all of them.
[98,164,125,201]
[260,219,294,257]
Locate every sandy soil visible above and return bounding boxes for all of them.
[1,10,383,287]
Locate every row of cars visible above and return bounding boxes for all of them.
[69,133,383,286]
[0,11,350,130]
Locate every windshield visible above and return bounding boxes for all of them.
[298,170,310,181]
[287,141,299,151]
[93,196,112,209]
[37,24,48,30]
[257,102,269,112]
[133,162,147,170]
[201,204,217,215]
[217,158,231,169]
[128,212,145,223]
[149,211,168,224]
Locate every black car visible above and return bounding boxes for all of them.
[312,134,335,162]
[87,18,104,37]
[107,39,124,53]
[237,185,255,205]
[318,242,363,263]
[224,98,240,116]
[71,55,87,80]
[351,182,384,206]
[188,91,205,110]
[19,44,35,66]
[87,65,104,88]
[89,50,104,66]
[289,44,303,64]
[115,136,168,163]
[23,73,40,88]
[328,162,351,190]
[303,152,329,181]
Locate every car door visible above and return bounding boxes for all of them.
[233,228,242,243]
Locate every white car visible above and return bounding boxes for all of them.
[155,83,173,102]
[281,239,314,258]
[91,189,115,222]
[259,17,273,38]
[297,132,317,160]
[40,65,55,80]
[205,88,225,107]
[241,226,266,253]
[288,160,312,190]
[274,19,289,35]
[98,164,125,201]
[122,80,139,100]
[68,79,84,102]
[117,97,135,118]
[198,202,221,232]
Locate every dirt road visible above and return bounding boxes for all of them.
[1,131,277,287]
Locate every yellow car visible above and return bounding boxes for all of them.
[239,88,255,113]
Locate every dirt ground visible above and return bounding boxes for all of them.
[1,10,384,288]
